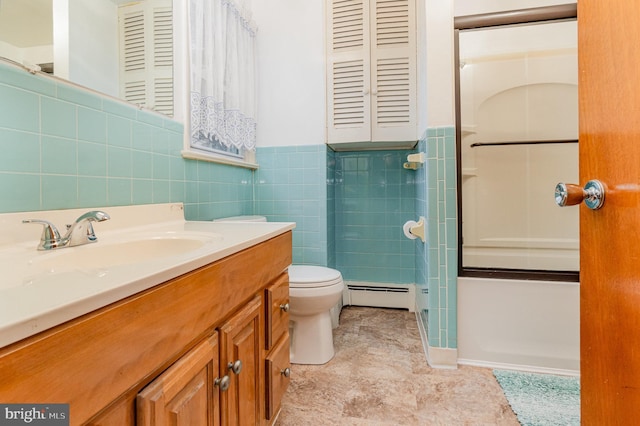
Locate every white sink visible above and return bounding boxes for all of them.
[0,203,296,349]
[28,233,221,272]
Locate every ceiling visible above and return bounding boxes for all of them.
[0,0,53,48]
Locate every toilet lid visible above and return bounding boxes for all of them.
[288,265,343,288]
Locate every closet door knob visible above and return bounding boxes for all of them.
[555,180,605,210]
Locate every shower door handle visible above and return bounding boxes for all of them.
[555,180,605,210]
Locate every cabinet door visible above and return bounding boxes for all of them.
[369,0,417,142]
[219,296,264,425]
[326,0,416,145]
[137,334,221,426]
[326,0,372,143]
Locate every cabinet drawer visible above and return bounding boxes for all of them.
[265,334,291,421]
[265,274,289,350]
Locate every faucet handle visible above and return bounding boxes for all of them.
[64,210,111,247]
[22,219,62,250]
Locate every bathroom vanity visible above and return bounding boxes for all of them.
[0,204,294,425]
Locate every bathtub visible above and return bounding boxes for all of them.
[457,276,579,375]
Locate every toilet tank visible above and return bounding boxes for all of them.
[215,214,342,329]
[213,215,267,222]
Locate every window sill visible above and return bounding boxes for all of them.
[181,150,259,170]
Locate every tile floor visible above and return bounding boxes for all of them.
[276,306,520,425]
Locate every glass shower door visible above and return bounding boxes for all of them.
[458,19,579,275]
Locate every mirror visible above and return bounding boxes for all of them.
[0,0,174,117]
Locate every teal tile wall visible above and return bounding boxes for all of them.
[0,60,251,220]
[418,127,458,350]
[415,136,429,311]
[327,148,337,269]
[183,160,253,221]
[335,150,416,284]
[255,145,328,265]
[255,146,415,284]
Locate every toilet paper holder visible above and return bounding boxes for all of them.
[403,216,426,243]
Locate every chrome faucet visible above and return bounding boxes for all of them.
[23,210,110,250]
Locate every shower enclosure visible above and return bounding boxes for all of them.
[456,9,578,280]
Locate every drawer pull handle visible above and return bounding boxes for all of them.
[281,367,291,378]
[214,375,230,391]
[228,359,243,375]
[279,303,290,312]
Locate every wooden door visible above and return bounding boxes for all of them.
[219,296,263,425]
[578,0,640,421]
[137,334,221,426]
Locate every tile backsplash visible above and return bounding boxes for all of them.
[0,60,252,220]
[255,145,328,265]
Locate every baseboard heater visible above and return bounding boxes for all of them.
[344,282,415,311]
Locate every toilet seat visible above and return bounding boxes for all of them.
[288,265,343,288]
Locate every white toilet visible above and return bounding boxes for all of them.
[213,215,344,365]
[287,264,344,364]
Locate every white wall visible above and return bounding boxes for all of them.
[416,0,428,136]
[68,0,119,98]
[252,1,326,148]
[425,0,455,127]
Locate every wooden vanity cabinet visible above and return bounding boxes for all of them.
[0,232,292,426]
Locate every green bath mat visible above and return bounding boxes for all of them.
[493,369,580,426]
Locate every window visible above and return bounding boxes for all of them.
[185,0,257,166]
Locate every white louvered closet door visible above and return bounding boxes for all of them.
[327,0,372,143]
[118,0,174,117]
[327,0,416,145]
[370,0,416,142]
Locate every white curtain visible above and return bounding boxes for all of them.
[189,0,257,153]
